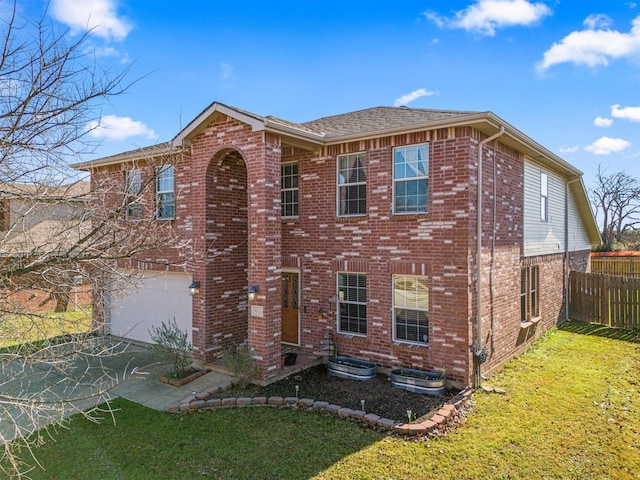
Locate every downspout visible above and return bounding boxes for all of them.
[564,177,581,322]
[474,126,504,389]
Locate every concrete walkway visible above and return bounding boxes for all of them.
[108,343,235,411]
[0,340,235,442]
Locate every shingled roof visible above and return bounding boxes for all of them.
[300,106,479,137]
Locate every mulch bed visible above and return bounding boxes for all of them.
[211,364,458,423]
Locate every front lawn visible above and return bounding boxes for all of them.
[8,322,640,479]
[315,322,640,479]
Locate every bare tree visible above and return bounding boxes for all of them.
[589,165,640,250]
[0,6,186,477]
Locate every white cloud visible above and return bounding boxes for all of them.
[423,11,446,29]
[426,0,551,37]
[86,115,156,141]
[594,116,613,127]
[559,145,579,154]
[583,14,613,30]
[537,15,640,71]
[585,136,631,155]
[50,0,132,42]
[93,46,120,58]
[611,104,640,121]
[394,88,436,106]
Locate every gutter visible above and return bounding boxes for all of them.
[474,126,504,390]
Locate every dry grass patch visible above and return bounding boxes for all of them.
[0,310,92,349]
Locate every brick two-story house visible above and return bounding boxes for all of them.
[73,102,600,388]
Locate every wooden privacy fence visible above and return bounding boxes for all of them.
[569,271,640,330]
[591,253,640,278]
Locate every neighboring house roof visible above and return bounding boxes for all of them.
[69,102,600,245]
[0,181,90,201]
[0,219,90,257]
[0,181,91,257]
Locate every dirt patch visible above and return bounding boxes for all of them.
[213,365,458,423]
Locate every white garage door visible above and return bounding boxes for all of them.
[109,271,192,344]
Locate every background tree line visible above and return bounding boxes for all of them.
[590,166,640,251]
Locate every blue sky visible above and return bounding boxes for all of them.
[13,0,640,189]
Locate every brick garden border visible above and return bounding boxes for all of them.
[168,383,474,437]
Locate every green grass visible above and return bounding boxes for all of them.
[7,322,640,479]
[14,401,382,480]
[0,310,91,349]
[314,323,640,479]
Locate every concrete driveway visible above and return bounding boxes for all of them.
[0,339,234,442]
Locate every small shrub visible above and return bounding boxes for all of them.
[148,318,192,378]
[220,342,258,387]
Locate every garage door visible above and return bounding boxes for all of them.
[108,271,192,344]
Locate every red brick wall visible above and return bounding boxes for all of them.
[176,117,284,375]
[89,115,592,387]
[202,150,248,358]
[1,286,92,313]
[280,130,478,385]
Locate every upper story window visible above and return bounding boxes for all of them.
[521,265,540,323]
[393,275,429,345]
[540,172,548,221]
[337,272,367,335]
[337,153,366,216]
[393,144,429,214]
[156,165,175,220]
[125,169,142,221]
[281,162,299,218]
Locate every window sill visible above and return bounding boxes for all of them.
[520,317,541,329]
[391,212,429,221]
[393,340,429,349]
[336,332,367,340]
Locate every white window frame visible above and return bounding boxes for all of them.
[156,165,175,220]
[393,143,429,214]
[281,162,299,218]
[336,152,366,217]
[125,169,142,221]
[392,275,429,345]
[336,272,367,336]
[540,172,548,222]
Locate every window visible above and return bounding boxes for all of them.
[281,162,298,217]
[393,275,429,344]
[540,172,548,221]
[521,266,540,323]
[393,144,429,214]
[156,165,175,220]
[337,273,367,335]
[0,199,5,231]
[125,169,142,221]
[337,153,366,216]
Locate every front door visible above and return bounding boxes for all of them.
[281,272,299,344]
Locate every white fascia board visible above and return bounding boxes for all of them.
[171,102,266,147]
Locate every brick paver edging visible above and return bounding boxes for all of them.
[168,384,474,437]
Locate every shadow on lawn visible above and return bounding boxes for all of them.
[560,320,640,343]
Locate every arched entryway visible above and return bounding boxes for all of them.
[203,148,249,358]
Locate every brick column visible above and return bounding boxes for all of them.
[247,133,282,382]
